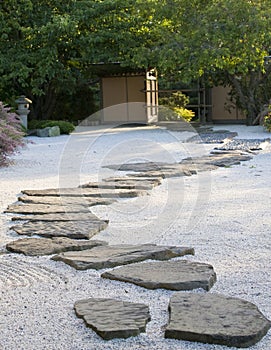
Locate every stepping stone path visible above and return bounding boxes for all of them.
[104,152,252,178]
[101,260,217,291]
[51,244,195,270]
[165,292,271,348]
[11,220,108,239]
[6,237,107,256]
[3,134,271,346]
[74,298,150,340]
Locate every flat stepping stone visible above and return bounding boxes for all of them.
[5,204,90,214]
[216,138,270,152]
[165,292,271,348]
[21,187,146,198]
[103,176,162,186]
[74,298,150,340]
[181,153,252,168]
[80,180,155,190]
[11,212,104,221]
[6,237,107,256]
[11,220,108,239]
[104,153,252,179]
[52,244,195,270]
[186,131,238,144]
[104,161,170,172]
[101,260,216,291]
[18,196,115,206]
[104,162,210,178]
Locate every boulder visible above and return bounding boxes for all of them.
[36,126,60,137]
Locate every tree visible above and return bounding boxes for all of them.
[1,0,271,124]
[150,0,271,124]
[0,0,86,119]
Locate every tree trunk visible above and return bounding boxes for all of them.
[29,83,57,120]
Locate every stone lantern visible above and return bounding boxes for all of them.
[15,95,32,129]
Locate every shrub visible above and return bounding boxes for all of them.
[0,102,25,166]
[263,105,271,132]
[159,91,195,122]
[28,120,75,134]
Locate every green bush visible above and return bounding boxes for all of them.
[28,120,75,134]
[159,91,195,122]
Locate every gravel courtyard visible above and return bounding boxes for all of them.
[0,123,270,350]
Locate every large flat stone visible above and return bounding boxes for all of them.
[104,161,171,172]
[102,260,216,291]
[103,176,163,186]
[5,204,90,214]
[74,298,150,340]
[21,188,146,198]
[181,153,252,168]
[6,237,107,256]
[103,152,252,180]
[52,244,195,270]
[104,162,205,178]
[18,196,115,206]
[11,212,103,221]
[165,292,271,348]
[11,220,108,239]
[80,180,155,190]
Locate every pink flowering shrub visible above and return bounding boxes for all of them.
[0,102,25,166]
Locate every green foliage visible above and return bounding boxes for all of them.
[159,91,194,122]
[1,0,271,124]
[263,107,271,132]
[28,120,75,134]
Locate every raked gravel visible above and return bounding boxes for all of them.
[0,124,271,350]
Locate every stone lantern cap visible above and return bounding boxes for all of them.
[15,95,32,105]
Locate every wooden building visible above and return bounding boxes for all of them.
[97,65,158,124]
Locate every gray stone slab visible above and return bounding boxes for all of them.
[51,244,195,270]
[6,237,107,256]
[36,126,60,137]
[5,204,90,214]
[104,153,252,179]
[74,298,150,340]
[102,260,216,291]
[103,176,163,186]
[186,131,238,144]
[181,153,252,168]
[21,188,146,198]
[11,212,104,221]
[216,138,270,152]
[11,220,108,239]
[18,196,115,206]
[104,161,171,172]
[80,180,155,190]
[165,292,271,348]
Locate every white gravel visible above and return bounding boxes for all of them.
[0,124,271,350]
